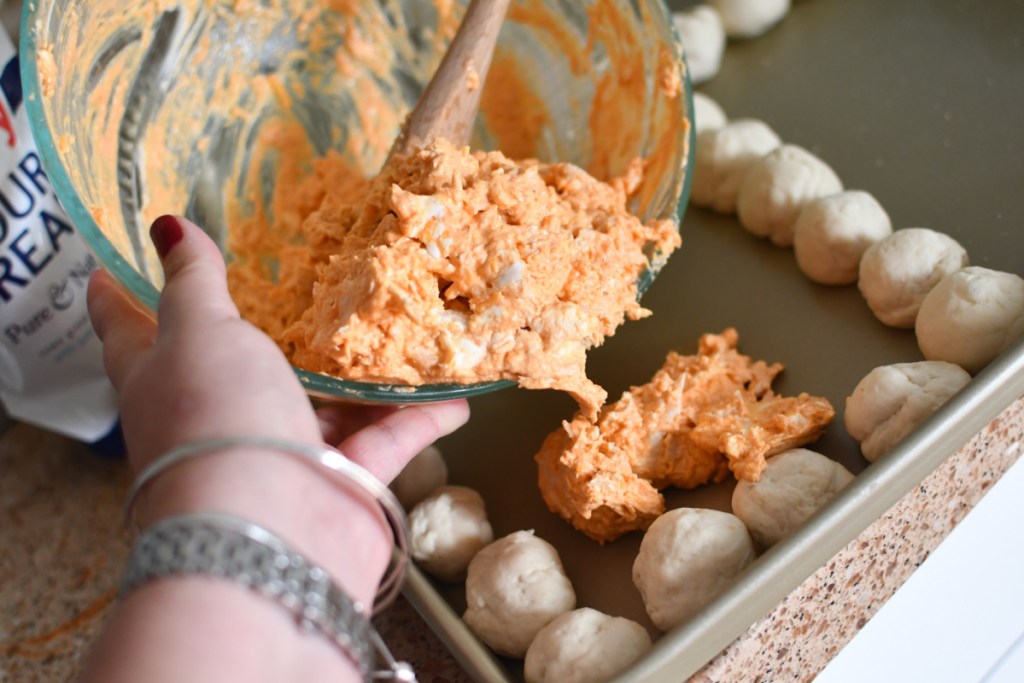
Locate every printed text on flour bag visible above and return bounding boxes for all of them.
[0,56,97,357]
[0,33,117,443]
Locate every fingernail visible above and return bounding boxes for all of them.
[150,215,184,259]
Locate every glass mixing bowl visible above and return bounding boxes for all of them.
[20,0,693,404]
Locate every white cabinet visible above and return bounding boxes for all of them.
[817,452,1024,683]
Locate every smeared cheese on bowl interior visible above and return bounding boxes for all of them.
[229,138,680,419]
[39,0,688,414]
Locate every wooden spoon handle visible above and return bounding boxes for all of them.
[389,0,512,158]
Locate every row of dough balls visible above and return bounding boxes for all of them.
[397,389,982,666]
[466,530,654,683]
[856,228,1023,376]
[637,448,853,630]
[673,1,794,85]
[679,0,1023,461]
[392,448,653,682]
[394,445,856,680]
[390,446,493,582]
[691,93,1024,458]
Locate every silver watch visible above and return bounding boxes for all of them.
[120,511,416,681]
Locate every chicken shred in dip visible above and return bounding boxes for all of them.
[228,139,680,418]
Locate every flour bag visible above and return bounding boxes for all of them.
[0,26,119,442]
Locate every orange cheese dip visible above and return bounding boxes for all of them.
[42,0,687,418]
[228,139,680,419]
[535,329,836,542]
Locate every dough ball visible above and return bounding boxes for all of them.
[737,144,843,247]
[857,228,969,328]
[844,361,972,462]
[793,191,893,285]
[390,444,448,510]
[693,91,728,134]
[731,449,854,548]
[692,119,782,214]
[709,0,791,39]
[524,608,652,683]
[409,485,494,582]
[915,267,1024,374]
[464,530,576,657]
[673,5,726,85]
[632,508,756,631]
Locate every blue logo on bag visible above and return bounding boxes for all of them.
[1,56,21,111]
[0,56,19,148]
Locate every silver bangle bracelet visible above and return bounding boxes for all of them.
[121,511,416,682]
[124,436,410,615]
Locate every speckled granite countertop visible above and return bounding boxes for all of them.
[2,394,1021,682]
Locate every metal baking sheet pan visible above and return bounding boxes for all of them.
[403,0,1024,680]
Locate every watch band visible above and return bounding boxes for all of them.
[120,511,416,681]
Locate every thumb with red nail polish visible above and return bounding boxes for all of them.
[150,214,184,259]
[148,214,241,329]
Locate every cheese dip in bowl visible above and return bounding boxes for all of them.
[21,0,692,407]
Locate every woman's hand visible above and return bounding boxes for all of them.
[86,214,470,602]
[81,215,471,683]
[87,214,469,479]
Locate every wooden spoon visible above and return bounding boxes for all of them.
[389,0,512,158]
